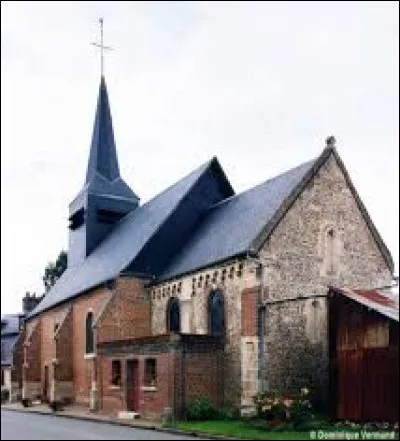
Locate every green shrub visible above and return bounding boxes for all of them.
[253,387,315,428]
[186,397,217,421]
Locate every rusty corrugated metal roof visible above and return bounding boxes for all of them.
[331,286,399,322]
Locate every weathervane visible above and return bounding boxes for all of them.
[91,18,113,77]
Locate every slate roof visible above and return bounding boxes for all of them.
[28,145,394,319]
[1,314,22,336]
[26,78,393,320]
[29,157,220,318]
[159,158,316,281]
[1,335,19,366]
[1,314,23,367]
[79,76,139,203]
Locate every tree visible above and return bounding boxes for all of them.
[43,250,67,292]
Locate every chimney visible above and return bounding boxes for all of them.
[22,292,43,315]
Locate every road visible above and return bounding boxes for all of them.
[1,410,209,440]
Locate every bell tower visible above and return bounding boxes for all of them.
[68,76,139,267]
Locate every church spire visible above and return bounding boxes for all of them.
[68,19,139,268]
[85,76,120,183]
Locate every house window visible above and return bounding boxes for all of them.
[54,323,59,334]
[111,360,121,386]
[166,297,181,333]
[208,290,225,337]
[144,358,156,386]
[85,312,94,354]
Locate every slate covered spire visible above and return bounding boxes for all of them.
[68,75,139,267]
[86,75,120,183]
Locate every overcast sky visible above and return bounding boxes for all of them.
[1,1,398,314]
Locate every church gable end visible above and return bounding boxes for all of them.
[256,146,392,408]
[253,146,393,277]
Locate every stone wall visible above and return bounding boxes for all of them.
[258,152,392,409]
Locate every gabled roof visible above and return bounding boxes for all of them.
[1,335,19,366]
[28,144,394,319]
[28,157,233,319]
[160,158,316,280]
[1,314,23,367]
[161,146,393,281]
[1,314,23,336]
[329,286,399,322]
[251,146,393,271]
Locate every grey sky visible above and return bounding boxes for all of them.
[1,1,398,314]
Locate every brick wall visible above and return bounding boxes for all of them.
[98,352,175,419]
[98,354,126,415]
[184,350,223,409]
[97,277,151,343]
[23,319,42,400]
[11,330,24,385]
[241,288,258,337]
[55,307,73,382]
[40,305,69,384]
[71,286,111,404]
[24,320,41,383]
[98,335,223,420]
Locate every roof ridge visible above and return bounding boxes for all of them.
[119,158,220,272]
[209,156,318,211]
[141,157,215,207]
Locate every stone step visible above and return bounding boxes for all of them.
[117,411,140,420]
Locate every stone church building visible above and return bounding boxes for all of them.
[23,75,394,419]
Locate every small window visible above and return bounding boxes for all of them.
[54,323,59,334]
[208,290,225,337]
[85,312,94,354]
[325,228,336,274]
[145,358,157,386]
[68,207,85,230]
[167,298,181,333]
[111,360,121,386]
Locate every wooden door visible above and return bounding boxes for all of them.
[337,349,362,420]
[126,360,139,411]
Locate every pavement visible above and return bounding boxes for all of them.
[0,402,237,440]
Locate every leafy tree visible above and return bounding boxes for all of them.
[43,250,67,292]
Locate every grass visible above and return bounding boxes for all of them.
[166,420,318,440]
[166,420,399,440]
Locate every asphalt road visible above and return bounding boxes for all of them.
[1,410,209,440]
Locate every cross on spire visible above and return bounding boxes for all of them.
[91,18,113,77]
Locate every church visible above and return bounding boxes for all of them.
[22,74,394,420]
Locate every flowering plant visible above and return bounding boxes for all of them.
[253,387,314,427]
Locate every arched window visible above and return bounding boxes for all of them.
[85,312,94,354]
[208,290,225,337]
[167,298,181,333]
